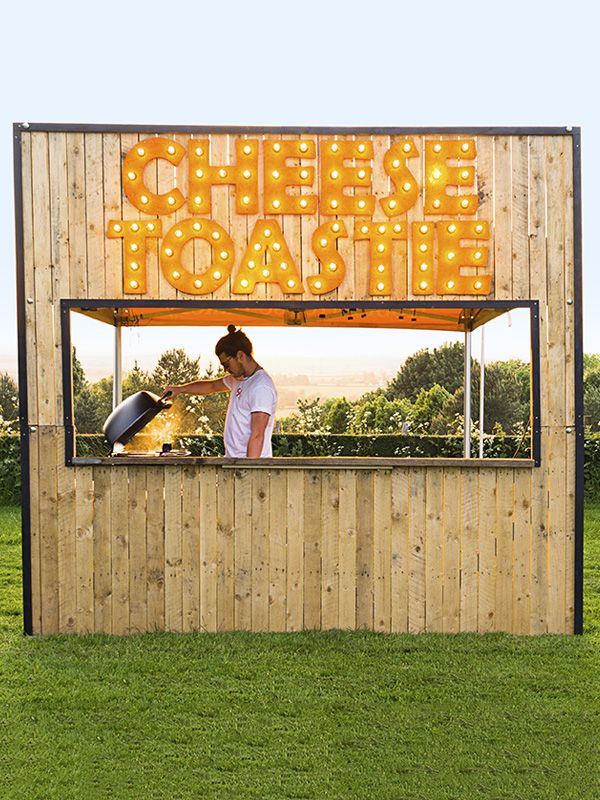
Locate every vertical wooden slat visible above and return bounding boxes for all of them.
[85,133,105,298]
[391,469,410,633]
[373,470,392,633]
[38,428,59,634]
[478,470,497,632]
[164,467,183,632]
[102,132,123,299]
[48,132,69,424]
[32,133,57,427]
[530,430,549,634]
[513,469,532,634]
[216,468,235,632]
[146,467,165,632]
[54,428,77,633]
[66,132,87,299]
[251,469,269,632]
[21,134,39,430]
[268,469,288,632]
[547,428,567,633]
[199,467,218,633]
[75,465,94,634]
[476,135,494,294]
[408,470,426,633]
[182,466,200,632]
[110,466,130,635]
[211,134,232,301]
[286,471,304,631]
[460,470,479,632]
[234,469,253,630]
[129,468,147,633]
[303,471,322,629]
[511,136,529,300]
[425,468,444,632]
[545,136,566,427]
[495,469,514,633]
[442,468,461,633]
[356,471,374,630]
[28,427,42,634]
[92,466,112,634]
[338,470,357,629]
[321,471,340,630]
[493,136,512,300]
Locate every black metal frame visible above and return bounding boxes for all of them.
[13,124,583,637]
[60,298,542,468]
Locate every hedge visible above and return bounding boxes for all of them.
[1,432,598,505]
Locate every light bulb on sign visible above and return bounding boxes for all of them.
[127,172,136,181]
[243,144,252,155]
[299,199,308,208]
[220,250,229,260]
[164,247,173,257]
[175,229,183,238]
[419,280,428,290]
[172,271,180,280]
[377,282,385,291]
[167,196,176,205]
[193,222,201,231]
[388,200,397,210]
[167,145,176,155]
[213,271,222,280]
[194,279,203,288]
[146,223,155,231]
[212,231,220,240]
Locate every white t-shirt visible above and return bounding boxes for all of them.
[222,369,277,457]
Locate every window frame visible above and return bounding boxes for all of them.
[60,298,541,467]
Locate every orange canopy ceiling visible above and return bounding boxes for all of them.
[74,304,508,332]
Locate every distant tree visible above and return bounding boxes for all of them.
[321,397,353,433]
[152,349,200,389]
[72,348,88,396]
[123,362,155,398]
[0,372,19,422]
[349,394,412,434]
[74,386,104,434]
[386,342,472,402]
[408,384,452,432]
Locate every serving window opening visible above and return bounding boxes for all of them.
[63,300,540,466]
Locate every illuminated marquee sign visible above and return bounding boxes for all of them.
[107,136,492,297]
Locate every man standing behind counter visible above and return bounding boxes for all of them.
[164,325,277,458]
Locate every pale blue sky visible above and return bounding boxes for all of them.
[1,0,597,380]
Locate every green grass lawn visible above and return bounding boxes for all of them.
[1,505,599,800]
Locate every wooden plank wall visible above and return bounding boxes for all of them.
[26,454,574,636]
[18,130,577,635]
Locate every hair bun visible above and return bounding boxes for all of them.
[227,324,237,334]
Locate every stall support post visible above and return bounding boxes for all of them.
[113,321,122,410]
[479,326,485,459]
[464,329,472,458]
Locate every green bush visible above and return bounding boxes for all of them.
[0,434,21,505]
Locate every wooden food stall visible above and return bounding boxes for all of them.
[14,124,583,636]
